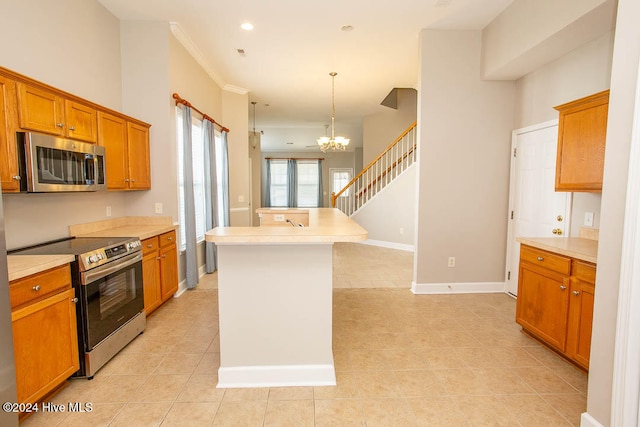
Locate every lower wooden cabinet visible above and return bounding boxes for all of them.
[141,230,178,315]
[10,264,79,406]
[516,245,596,370]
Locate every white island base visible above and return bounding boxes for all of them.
[216,243,336,388]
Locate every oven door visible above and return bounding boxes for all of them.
[79,252,143,350]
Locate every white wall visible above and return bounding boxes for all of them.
[351,165,415,249]
[415,30,516,286]
[223,91,250,226]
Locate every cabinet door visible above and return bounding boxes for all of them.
[160,243,178,301]
[127,122,150,190]
[0,75,19,192]
[65,100,97,143]
[516,263,570,351]
[97,112,129,190]
[567,279,594,370]
[11,288,79,405]
[555,91,609,192]
[142,251,162,315]
[16,83,65,136]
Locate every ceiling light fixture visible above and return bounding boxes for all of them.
[250,101,258,149]
[317,72,349,152]
[241,22,254,31]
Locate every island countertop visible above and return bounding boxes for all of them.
[206,208,368,244]
[516,236,598,264]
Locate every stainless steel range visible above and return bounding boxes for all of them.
[10,236,145,379]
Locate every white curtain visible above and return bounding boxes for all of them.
[180,106,199,289]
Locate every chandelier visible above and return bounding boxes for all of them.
[317,72,350,152]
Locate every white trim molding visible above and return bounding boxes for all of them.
[411,281,505,294]
[217,364,336,388]
[581,412,605,427]
[358,239,414,252]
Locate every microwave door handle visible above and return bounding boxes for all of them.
[81,252,142,285]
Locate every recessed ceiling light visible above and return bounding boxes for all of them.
[341,25,354,32]
[286,142,294,145]
[241,22,254,31]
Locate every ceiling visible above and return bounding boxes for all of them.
[98,0,515,151]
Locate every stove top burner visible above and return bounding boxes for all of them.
[10,236,142,271]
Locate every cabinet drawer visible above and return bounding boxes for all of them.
[520,245,571,275]
[159,230,177,248]
[10,264,71,309]
[572,261,596,283]
[142,237,159,255]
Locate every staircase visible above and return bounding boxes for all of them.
[332,121,417,216]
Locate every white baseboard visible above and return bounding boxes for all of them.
[174,266,209,298]
[580,412,604,427]
[411,281,505,294]
[217,364,336,388]
[358,239,414,252]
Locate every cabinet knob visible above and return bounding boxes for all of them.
[131,179,136,182]
[560,285,567,291]
[56,123,64,128]
[124,178,130,182]
[72,297,79,303]
[69,126,75,131]
[573,291,580,296]
[537,256,544,261]
[156,257,162,260]
[162,255,166,259]
[167,237,173,241]
[12,175,20,180]
[32,285,41,292]
[147,244,153,248]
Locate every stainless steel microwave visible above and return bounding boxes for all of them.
[17,132,106,192]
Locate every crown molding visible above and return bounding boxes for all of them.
[169,22,226,89]
[223,84,250,95]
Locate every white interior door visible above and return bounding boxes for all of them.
[505,120,572,296]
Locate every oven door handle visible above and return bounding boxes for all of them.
[81,252,142,285]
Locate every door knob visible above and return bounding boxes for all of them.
[557,215,563,222]
[552,228,563,235]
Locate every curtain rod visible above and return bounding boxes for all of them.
[172,93,230,133]
[264,157,325,161]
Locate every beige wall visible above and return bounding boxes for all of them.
[415,30,516,285]
[514,31,614,237]
[588,0,640,422]
[0,0,130,249]
[223,91,250,226]
[362,89,417,165]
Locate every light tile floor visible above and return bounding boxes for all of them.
[21,243,587,426]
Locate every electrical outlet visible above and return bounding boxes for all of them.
[106,206,111,217]
[238,195,245,203]
[448,257,456,268]
[584,211,594,227]
[155,203,163,214]
[399,227,404,235]
[274,214,285,222]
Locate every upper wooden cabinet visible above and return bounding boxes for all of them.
[97,112,151,190]
[16,83,98,143]
[0,66,151,193]
[554,90,609,192]
[0,75,19,191]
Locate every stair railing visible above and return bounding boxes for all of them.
[332,121,417,216]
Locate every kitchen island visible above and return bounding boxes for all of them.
[205,208,367,388]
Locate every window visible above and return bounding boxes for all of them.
[297,161,320,207]
[268,160,288,207]
[267,159,322,207]
[176,107,205,250]
[330,168,353,197]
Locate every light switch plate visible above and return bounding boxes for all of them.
[106,206,111,217]
[155,203,163,214]
[584,212,594,227]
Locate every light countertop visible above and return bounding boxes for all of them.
[7,254,75,282]
[206,208,367,244]
[516,237,598,264]
[69,216,177,240]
